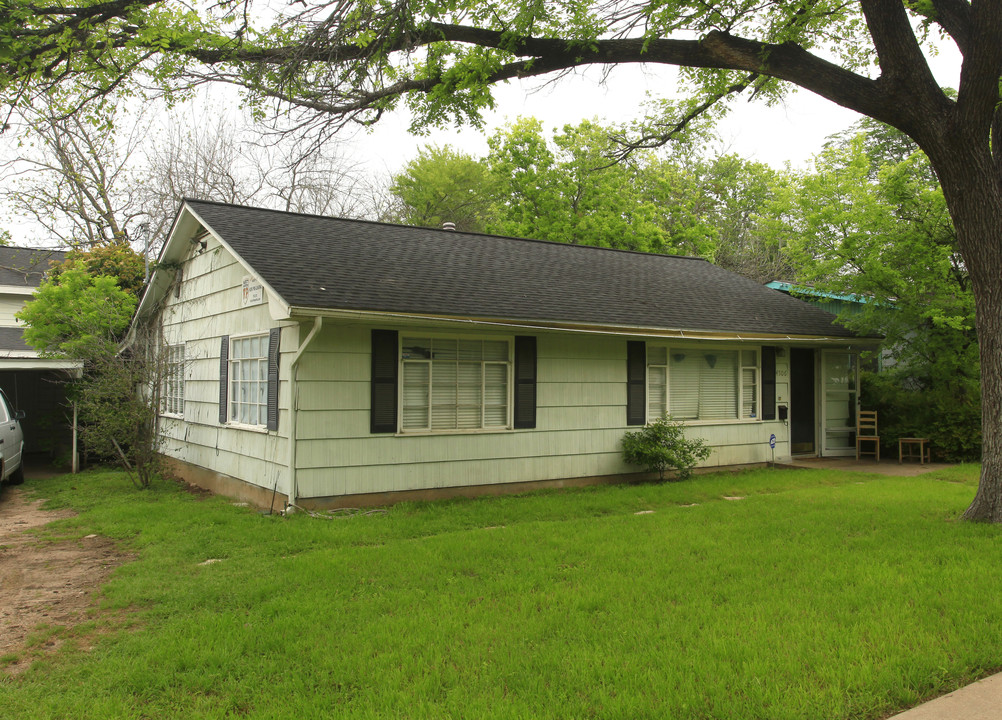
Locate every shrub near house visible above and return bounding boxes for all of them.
[623,416,711,481]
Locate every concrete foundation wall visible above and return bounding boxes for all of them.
[164,454,768,512]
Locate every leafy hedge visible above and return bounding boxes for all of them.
[862,371,981,462]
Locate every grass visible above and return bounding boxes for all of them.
[1,464,999,719]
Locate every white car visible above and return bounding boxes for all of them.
[0,390,24,485]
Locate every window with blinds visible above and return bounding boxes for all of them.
[740,349,759,419]
[401,337,510,432]
[647,346,668,420]
[648,346,760,422]
[161,344,185,417]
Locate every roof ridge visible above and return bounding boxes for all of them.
[181,197,710,264]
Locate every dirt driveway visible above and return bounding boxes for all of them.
[0,485,131,674]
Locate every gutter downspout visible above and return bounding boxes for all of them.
[285,315,323,513]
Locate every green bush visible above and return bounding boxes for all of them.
[622,416,711,481]
[862,371,981,462]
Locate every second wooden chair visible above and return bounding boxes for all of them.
[856,410,880,462]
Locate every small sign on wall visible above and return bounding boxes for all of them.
[242,276,264,307]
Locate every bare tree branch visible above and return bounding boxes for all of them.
[606,71,760,162]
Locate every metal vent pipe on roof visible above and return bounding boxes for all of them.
[442,221,456,231]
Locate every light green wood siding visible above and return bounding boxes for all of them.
[155,239,294,493]
[292,323,799,499]
[0,294,26,326]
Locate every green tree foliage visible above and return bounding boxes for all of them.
[0,0,967,144]
[692,154,790,280]
[484,118,669,252]
[6,0,1002,519]
[391,118,787,267]
[49,240,147,296]
[17,251,163,488]
[17,265,136,359]
[630,158,721,259]
[767,123,978,459]
[638,152,790,278]
[389,145,496,232]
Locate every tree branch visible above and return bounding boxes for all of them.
[859,0,945,116]
[928,0,973,55]
[181,23,900,134]
[955,0,1002,138]
[0,2,968,154]
[606,72,760,161]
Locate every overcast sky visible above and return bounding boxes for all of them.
[349,46,961,178]
[350,68,856,177]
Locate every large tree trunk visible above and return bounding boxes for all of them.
[931,145,1002,522]
[965,241,1002,522]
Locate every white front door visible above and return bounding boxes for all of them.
[821,351,859,457]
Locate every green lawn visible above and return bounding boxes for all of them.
[1,464,999,719]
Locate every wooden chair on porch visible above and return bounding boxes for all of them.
[856,410,880,462]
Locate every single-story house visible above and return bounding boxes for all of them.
[135,199,879,509]
[0,246,82,466]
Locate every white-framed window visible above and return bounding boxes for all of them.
[400,337,510,432]
[161,344,185,417]
[229,334,269,426]
[647,346,668,420]
[740,349,759,419]
[647,346,760,422]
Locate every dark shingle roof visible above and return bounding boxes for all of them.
[0,326,30,352]
[0,247,65,287]
[185,199,865,339]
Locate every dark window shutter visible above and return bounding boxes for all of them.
[761,346,777,421]
[370,329,398,434]
[218,335,229,424]
[627,341,646,426]
[513,336,537,429]
[267,327,281,431]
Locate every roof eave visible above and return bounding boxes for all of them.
[135,204,193,319]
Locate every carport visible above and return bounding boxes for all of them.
[0,247,81,473]
[0,327,82,472]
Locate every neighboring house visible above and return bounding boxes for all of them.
[764,281,872,318]
[0,246,81,464]
[766,281,893,371]
[136,200,880,510]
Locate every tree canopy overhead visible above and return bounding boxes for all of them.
[6,0,1002,522]
[0,0,982,147]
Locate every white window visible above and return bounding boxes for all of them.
[647,346,759,422]
[647,346,668,420]
[400,337,510,432]
[229,335,268,426]
[740,349,759,419]
[161,344,185,417]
